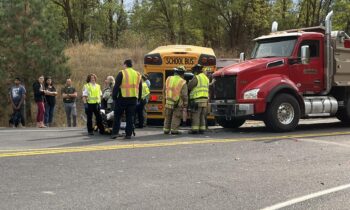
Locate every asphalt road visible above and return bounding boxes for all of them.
[1,118,350,210]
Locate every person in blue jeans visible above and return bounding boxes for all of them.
[8,78,26,127]
[44,77,58,127]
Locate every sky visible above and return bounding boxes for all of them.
[124,0,134,11]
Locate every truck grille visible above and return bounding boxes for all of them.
[212,76,236,100]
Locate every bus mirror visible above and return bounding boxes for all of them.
[239,52,245,63]
[301,45,310,65]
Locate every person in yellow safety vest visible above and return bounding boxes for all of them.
[135,74,150,128]
[111,59,142,140]
[82,73,105,135]
[163,66,188,135]
[188,64,209,134]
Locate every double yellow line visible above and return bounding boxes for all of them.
[1,131,350,158]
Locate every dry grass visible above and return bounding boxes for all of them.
[46,43,148,127]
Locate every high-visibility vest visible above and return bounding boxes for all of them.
[120,68,141,98]
[165,75,186,105]
[141,81,150,99]
[190,73,209,99]
[84,83,101,104]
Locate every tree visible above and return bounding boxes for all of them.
[0,0,69,122]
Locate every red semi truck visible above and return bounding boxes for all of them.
[210,11,350,132]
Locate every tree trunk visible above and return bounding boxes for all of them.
[115,0,124,44]
[178,0,186,44]
[108,0,114,47]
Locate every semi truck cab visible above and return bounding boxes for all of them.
[210,11,350,132]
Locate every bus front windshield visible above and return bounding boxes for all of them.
[252,36,297,59]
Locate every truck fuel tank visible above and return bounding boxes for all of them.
[304,96,338,117]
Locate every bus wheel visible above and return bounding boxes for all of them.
[264,93,300,132]
[216,117,245,129]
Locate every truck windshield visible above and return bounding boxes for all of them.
[252,36,297,58]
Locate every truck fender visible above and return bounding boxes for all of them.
[240,75,304,114]
[266,84,305,115]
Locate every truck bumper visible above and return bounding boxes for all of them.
[210,103,254,117]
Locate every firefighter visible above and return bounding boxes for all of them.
[188,64,209,134]
[82,74,105,135]
[111,59,142,140]
[163,66,188,135]
[135,74,150,128]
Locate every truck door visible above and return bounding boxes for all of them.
[289,39,324,94]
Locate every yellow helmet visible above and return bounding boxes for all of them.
[177,66,186,72]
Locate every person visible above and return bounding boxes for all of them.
[62,78,78,127]
[163,66,188,135]
[82,74,104,135]
[111,59,142,140]
[44,77,58,127]
[8,78,26,127]
[188,64,209,134]
[102,76,115,112]
[33,75,46,128]
[135,74,150,128]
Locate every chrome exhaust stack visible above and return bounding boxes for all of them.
[322,11,334,95]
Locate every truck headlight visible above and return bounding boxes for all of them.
[243,89,260,100]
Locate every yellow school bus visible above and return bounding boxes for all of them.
[143,45,217,122]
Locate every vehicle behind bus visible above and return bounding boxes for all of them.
[143,45,216,122]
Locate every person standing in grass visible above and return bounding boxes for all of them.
[8,77,26,127]
[44,77,58,127]
[33,75,46,128]
[62,78,78,127]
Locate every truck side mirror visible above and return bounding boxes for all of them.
[344,39,350,48]
[239,52,245,63]
[301,45,310,65]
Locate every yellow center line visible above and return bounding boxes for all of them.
[1,131,350,158]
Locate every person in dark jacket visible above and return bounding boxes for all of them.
[111,59,142,140]
[44,77,58,127]
[33,75,46,128]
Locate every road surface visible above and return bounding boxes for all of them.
[0,118,350,210]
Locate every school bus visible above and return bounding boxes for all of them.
[143,45,217,122]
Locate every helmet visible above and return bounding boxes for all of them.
[174,67,185,75]
[177,66,186,72]
[191,64,203,73]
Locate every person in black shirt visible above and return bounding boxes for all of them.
[62,79,78,127]
[111,59,142,139]
[44,77,58,127]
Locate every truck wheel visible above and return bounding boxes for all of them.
[216,117,246,129]
[336,100,350,124]
[264,93,300,132]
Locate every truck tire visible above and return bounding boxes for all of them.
[216,117,246,129]
[264,93,300,132]
[336,100,350,124]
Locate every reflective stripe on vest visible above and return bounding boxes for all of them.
[120,68,141,98]
[85,83,101,104]
[165,75,186,105]
[190,73,209,99]
[142,82,150,99]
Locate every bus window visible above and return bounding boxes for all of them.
[148,72,163,90]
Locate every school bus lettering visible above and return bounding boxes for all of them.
[165,57,195,65]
